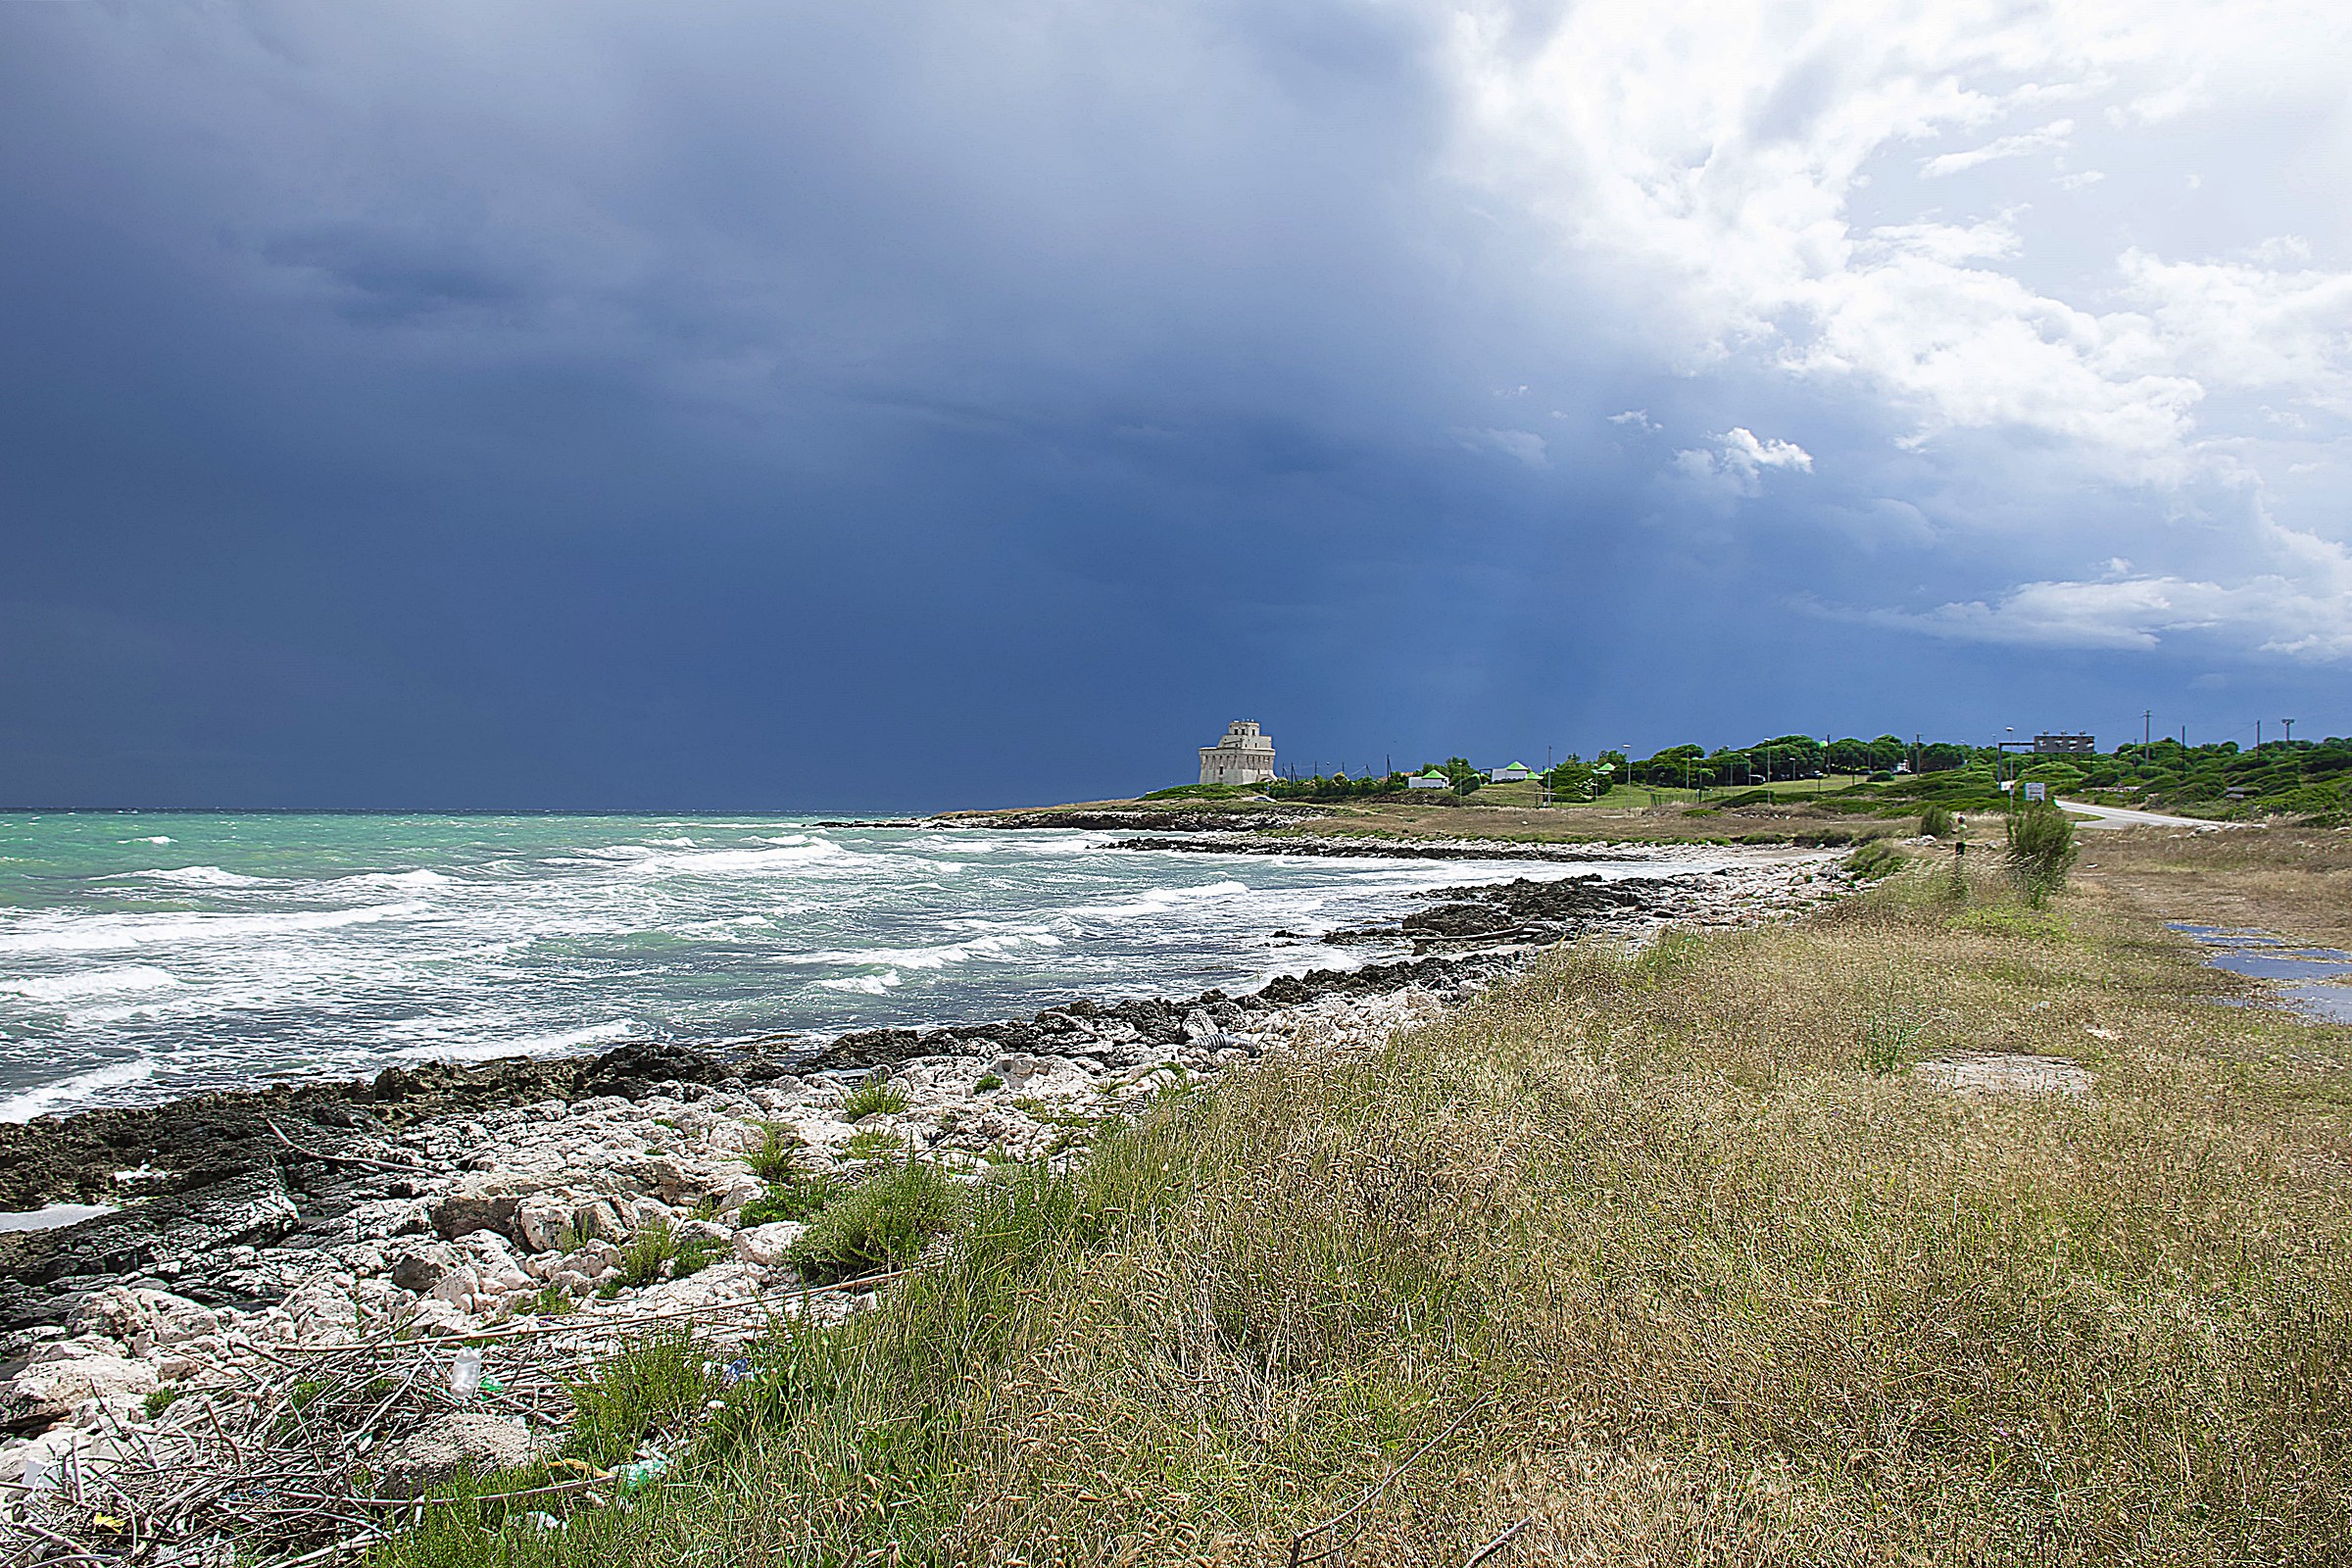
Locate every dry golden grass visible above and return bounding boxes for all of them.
[383,860,2352,1568]
[2079,824,2352,950]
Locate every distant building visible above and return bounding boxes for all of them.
[1490,761,1534,782]
[2034,732,2095,755]
[1408,769,1450,790]
[1199,720,1278,786]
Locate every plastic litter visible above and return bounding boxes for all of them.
[612,1453,670,1493]
[478,1372,505,1396]
[514,1511,564,1533]
[718,1355,757,1388]
[449,1348,483,1397]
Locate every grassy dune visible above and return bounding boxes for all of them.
[381,849,2352,1566]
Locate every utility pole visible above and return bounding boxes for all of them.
[2282,717,2294,745]
[2143,710,2152,749]
[2256,719,2262,749]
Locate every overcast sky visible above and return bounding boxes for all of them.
[5,1,2348,809]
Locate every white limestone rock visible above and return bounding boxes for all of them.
[732,1222,806,1268]
[3,1343,157,1426]
[70,1287,220,1355]
[372,1411,550,1498]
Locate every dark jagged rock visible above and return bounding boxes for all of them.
[1324,872,1711,952]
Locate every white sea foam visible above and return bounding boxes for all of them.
[0,814,1706,1113]
[0,901,427,957]
[1062,879,1254,923]
[629,842,848,878]
[818,970,904,994]
[124,836,174,846]
[0,965,185,1003]
[393,1017,641,1062]
[124,864,273,889]
[0,1055,156,1123]
[793,931,1058,971]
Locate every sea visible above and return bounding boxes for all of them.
[0,812,1671,1122]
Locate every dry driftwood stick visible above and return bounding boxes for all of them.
[1286,1396,1492,1568]
[1461,1517,1533,1567]
[262,1115,434,1174]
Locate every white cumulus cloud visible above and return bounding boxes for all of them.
[1454,426,1550,467]
[1921,120,2075,178]
[1446,0,2352,658]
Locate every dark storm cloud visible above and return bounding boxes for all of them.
[1,2,2340,808]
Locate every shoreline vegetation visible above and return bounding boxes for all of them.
[5,808,2349,1564]
[1088,723,2352,826]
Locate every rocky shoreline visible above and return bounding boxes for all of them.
[0,836,1845,1538]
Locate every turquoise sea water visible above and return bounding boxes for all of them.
[0,812,1678,1121]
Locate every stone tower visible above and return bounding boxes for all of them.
[1199,720,1278,786]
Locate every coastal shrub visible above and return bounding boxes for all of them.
[839,1078,908,1121]
[972,1071,1004,1094]
[744,1121,804,1182]
[1140,783,1254,801]
[2005,799,2080,906]
[783,1158,963,1284]
[843,1128,903,1160]
[670,1228,726,1280]
[738,1165,839,1226]
[1918,801,1954,838]
[142,1387,186,1419]
[1842,839,1905,881]
[615,1218,685,1290]
[563,1332,711,1469]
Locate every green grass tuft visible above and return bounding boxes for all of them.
[783,1158,964,1283]
[838,1078,909,1120]
[842,1127,903,1160]
[744,1121,804,1182]
[1843,838,1906,880]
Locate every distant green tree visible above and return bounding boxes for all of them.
[1638,744,1706,787]
[1826,737,1875,775]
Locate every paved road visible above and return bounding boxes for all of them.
[2059,800,2229,831]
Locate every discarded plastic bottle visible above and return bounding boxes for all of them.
[449,1348,483,1397]
[612,1454,670,1492]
